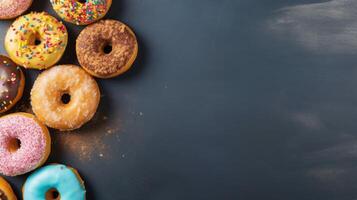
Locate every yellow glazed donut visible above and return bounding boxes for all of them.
[50,0,112,25]
[31,65,100,131]
[5,12,68,70]
[0,176,17,200]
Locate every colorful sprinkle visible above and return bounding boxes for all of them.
[50,0,109,25]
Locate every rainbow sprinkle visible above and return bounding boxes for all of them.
[50,0,109,25]
[6,12,67,69]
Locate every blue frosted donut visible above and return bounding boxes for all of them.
[23,164,86,200]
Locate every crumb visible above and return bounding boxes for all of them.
[56,132,106,161]
[54,117,122,162]
[105,126,119,136]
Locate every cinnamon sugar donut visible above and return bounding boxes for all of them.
[76,19,138,78]
[31,65,100,131]
[0,0,33,19]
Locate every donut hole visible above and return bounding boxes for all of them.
[61,93,71,104]
[102,42,113,54]
[35,39,41,45]
[46,188,60,200]
[29,33,42,46]
[8,138,21,153]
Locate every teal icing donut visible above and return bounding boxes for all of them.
[23,164,86,200]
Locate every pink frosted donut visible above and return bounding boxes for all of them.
[0,113,51,176]
[0,0,33,19]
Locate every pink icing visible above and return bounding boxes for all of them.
[0,115,47,176]
[0,0,32,18]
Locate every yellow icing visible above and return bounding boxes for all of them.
[5,12,68,70]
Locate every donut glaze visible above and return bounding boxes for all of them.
[0,113,51,176]
[31,65,100,130]
[0,0,33,19]
[23,164,86,200]
[50,0,112,25]
[76,19,138,78]
[0,55,25,113]
[5,12,68,70]
[0,177,17,200]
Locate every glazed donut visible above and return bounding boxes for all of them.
[0,0,33,19]
[0,177,17,200]
[23,164,86,200]
[76,19,138,78]
[50,0,112,25]
[0,113,51,176]
[0,55,25,113]
[31,65,100,130]
[5,12,68,70]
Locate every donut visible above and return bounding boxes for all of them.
[76,20,138,78]
[23,164,86,200]
[5,12,68,70]
[0,177,17,200]
[0,0,33,19]
[0,55,25,113]
[0,113,51,176]
[31,65,100,131]
[50,0,112,25]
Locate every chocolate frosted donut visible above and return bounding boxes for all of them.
[0,55,25,113]
[76,19,138,78]
[0,0,33,19]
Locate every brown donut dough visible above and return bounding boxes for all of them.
[76,19,138,78]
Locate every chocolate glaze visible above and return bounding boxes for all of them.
[0,189,8,200]
[0,55,22,112]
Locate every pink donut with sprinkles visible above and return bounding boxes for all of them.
[0,0,33,19]
[0,113,51,176]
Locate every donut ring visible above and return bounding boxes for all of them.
[5,12,68,70]
[0,0,33,19]
[0,113,51,176]
[50,0,112,25]
[23,164,86,200]
[76,19,138,78]
[31,65,100,131]
[0,177,17,200]
[0,55,25,113]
